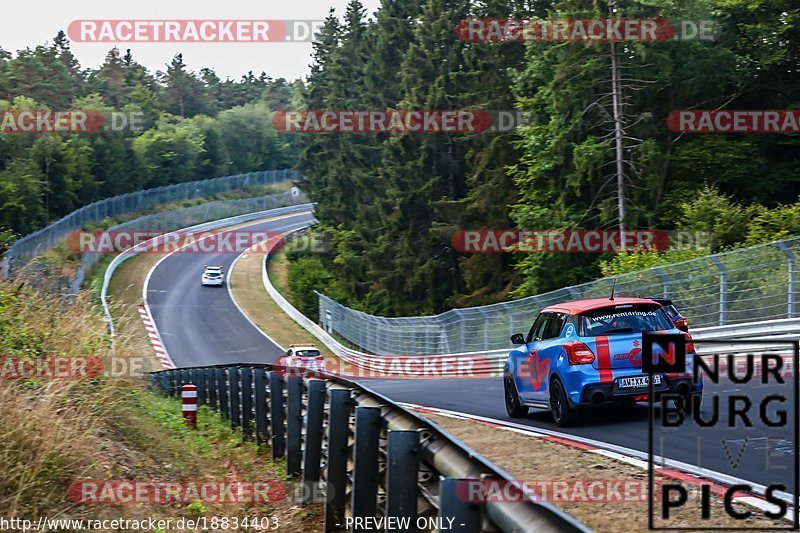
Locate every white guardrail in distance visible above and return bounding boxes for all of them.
[262,229,504,377]
[101,204,314,347]
[264,232,800,373]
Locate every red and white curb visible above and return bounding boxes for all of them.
[137,305,174,369]
[402,403,794,522]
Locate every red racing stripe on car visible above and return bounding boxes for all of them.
[595,336,612,383]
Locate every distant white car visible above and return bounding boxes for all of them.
[201,265,224,287]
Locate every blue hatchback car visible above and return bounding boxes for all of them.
[503,297,702,426]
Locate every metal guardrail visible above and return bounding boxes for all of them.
[318,236,800,356]
[264,229,800,373]
[3,169,303,275]
[149,364,587,533]
[101,202,314,347]
[261,229,503,376]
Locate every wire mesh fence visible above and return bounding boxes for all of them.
[70,191,310,291]
[319,236,800,355]
[2,169,301,275]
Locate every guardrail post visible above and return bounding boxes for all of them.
[205,368,217,410]
[196,368,206,406]
[710,256,728,325]
[302,379,326,502]
[254,368,269,446]
[167,371,176,397]
[386,430,420,529]
[269,371,285,459]
[177,369,186,394]
[778,242,796,318]
[217,368,229,419]
[228,367,241,429]
[351,406,381,525]
[439,477,481,533]
[240,367,254,440]
[286,376,303,476]
[325,388,354,532]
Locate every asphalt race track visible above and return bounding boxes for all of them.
[364,376,796,492]
[146,211,314,367]
[145,212,796,498]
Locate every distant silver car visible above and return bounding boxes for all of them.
[201,265,224,287]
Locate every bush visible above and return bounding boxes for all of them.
[287,256,347,321]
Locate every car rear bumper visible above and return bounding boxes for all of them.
[576,374,701,406]
[201,279,224,286]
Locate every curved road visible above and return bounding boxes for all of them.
[146,212,314,366]
[144,211,796,498]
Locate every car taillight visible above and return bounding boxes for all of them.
[674,317,689,331]
[564,342,595,365]
[685,332,695,354]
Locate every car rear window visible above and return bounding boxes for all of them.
[294,350,321,357]
[578,304,673,336]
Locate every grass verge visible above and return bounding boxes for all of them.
[0,276,321,529]
[421,411,786,531]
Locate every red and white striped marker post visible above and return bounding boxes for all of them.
[182,384,198,428]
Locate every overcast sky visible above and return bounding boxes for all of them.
[1,0,382,81]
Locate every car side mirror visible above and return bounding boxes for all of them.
[510,333,526,345]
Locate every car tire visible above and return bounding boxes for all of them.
[550,379,580,427]
[504,374,528,418]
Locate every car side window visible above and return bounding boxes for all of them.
[526,313,550,343]
[542,313,567,339]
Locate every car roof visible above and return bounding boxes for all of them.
[204,266,222,270]
[289,344,318,351]
[542,297,663,315]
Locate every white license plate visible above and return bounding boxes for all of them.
[618,375,661,389]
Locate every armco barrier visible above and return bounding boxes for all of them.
[5,169,302,271]
[260,229,505,377]
[149,364,588,533]
[263,229,800,375]
[317,236,800,356]
[101,203,314,347]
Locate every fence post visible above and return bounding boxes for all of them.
[217,368,229,419]
[710,256,728,325]
[228,367,241,429]
[325,388,353,532]
[439,477,481,533]
[386,430,420,529]
[654,267,670,299]
[351,406,381,524]
[240,367,254,440]
[269,371,285,459]
[205,368,217,410]
[286,376,303,476]
[302,379,326,502]
[254,368,269,446]
[778,242,796,318]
